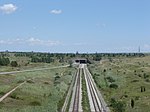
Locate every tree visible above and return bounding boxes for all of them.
[141,86,146,92]
[103,69,106,72]
[11,61,18,67]
[0,57,10,66]
[131,99,134,108]
[69,60,73,67]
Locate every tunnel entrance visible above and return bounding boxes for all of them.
[75,58,87,64]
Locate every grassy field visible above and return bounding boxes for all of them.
[0,64,75,112]
[1,52,150,112]
[89,56,150,112]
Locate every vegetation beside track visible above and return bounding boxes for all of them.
[89,56,150,112]
[0,52,150,112]
[81,68,90,112]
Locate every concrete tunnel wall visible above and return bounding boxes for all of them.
[75,59,87,64]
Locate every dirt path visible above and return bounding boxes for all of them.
[0,65,69,75]
[0,81,26,102]
[0,65,69,103]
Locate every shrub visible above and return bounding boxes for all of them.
[103,69,106,72]
[135,96,140,100]
[10,93,19,99]
[48,93,52,97]
[55,75,60,81]
[0,57,10,66]
[110,98,125,112]
[143,73,149,79]
[68,71,72,75]
[141,86,146,92]
[109,84,118,89]
[145,79,150,82]
[11,61,18,67]
[94,73,100,76]
[44,81,49,84]
[138,74,142,77]
[0,92,5,95]
[131,80,139,83]
[17,80,25,83]
[106,76,115,83]
[131,99,134,108]
[27,80,35,83]
[30,101,41,106]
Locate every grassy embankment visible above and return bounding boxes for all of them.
[0,63,75,112]
[89,56,150,112]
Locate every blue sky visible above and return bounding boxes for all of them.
[0,0,150,53]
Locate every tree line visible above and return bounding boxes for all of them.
[0,57,18,67]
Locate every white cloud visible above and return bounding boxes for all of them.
[0,40,5,44]
[27,37,60,46]
[144,44,150,49]
[0,38,61,46]
[0,4,17,14]
[50,9,62,14]
[102,23,106,28]
[73,42,87,46]
[96,23,106,28]
[28,38,41,44]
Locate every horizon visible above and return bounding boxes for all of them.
[0,50,149,54]
[0,0,150,52]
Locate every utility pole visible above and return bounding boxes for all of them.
[138,46,140,53]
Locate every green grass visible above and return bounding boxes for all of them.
[0,64,75,112]
[89,56,150,112]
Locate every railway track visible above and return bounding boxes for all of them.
[72,68,81,111]
[66,64,109,112]
[83,64,110,112]
[69,66,82,112]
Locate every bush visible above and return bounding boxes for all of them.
[68,71,72,75]
[17,80,25,83]
[11,61,18,67]
[141,86,146,92]
[55,75,60,81]
[131,99,134,108]
[110,98,125,112]
[103,69,106,72]
[0,57,10,66]
[10,93,19,99]
[44,81,50,84]
[30,101,41,106]
[109,84,118,89]
[94,73,100,76]
[27,80,35,83]
[131,80,139,83]
[145,79,150,82]
[106,76,115,83]
[143,73,149,79]
[0,92,5,95]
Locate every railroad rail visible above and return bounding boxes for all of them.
[83,64,110,112]
[69,66,82,112]
[64,64,109,112]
